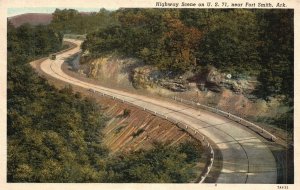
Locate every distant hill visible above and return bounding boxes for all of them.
[8,13,53,27]
[8,12,93,27]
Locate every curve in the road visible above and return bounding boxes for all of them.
[37,39,278,184]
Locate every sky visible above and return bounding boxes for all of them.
[7,7,117,17]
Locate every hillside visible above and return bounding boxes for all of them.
[78,8,293,134]
[7,8,294,183]
[8,11,94,27]
[7,21,206,183]
[8,13,53,27]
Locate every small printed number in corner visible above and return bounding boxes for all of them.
[277,186,288,189]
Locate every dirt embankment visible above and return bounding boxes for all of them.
[70,55,292,146]
[31,57,212,182]
[31,56,208,162]
[94,96,196,153]
[63,53,293,183]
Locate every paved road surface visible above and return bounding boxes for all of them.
[38,39,277,183]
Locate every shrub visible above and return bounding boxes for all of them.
[123,108,131,117]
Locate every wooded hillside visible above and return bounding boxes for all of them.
[7,21,203,182]
[80,9,293,103]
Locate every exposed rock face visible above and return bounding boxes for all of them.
[78,55,143,89]
[206,68,223,85]
[74,55,290,133]
[159,79,189,92]
[203,68,224,92]
[132,66,155,89]
[202,67,256,94]
[77,55,257,95]
[132,66,190,92]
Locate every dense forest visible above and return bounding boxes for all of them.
[7,20,203,182]
[50,8,117,35]
[48,8,293,103]
[7,22,108,182]
[7,8,294,182]
[78,8,294,131]
[49,8,293,104]
[80,9,293,103]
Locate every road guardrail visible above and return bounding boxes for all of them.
[173,96,277,142]
[90,90,215,183]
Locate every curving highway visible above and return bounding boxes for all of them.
[36,39,277,183]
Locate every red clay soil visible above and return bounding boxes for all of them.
[100,98,193,153]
